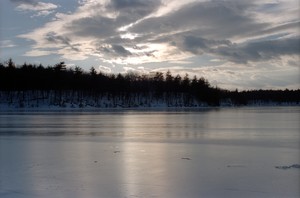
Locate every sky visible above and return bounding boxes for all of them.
[0,0,299,90]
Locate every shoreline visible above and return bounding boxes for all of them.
[1,103,299,112]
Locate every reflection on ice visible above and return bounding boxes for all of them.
[0,107,299,198]
[0,107,299,149]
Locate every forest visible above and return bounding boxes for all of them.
[0,59,299,108]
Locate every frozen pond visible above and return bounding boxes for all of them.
[0,107,299,197]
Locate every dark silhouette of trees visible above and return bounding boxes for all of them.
[0,59,299,107]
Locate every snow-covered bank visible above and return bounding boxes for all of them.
[0,90,206,109]
[0,90,299,110]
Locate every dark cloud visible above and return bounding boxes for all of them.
[98,44,132,57]
[214,37,300,63]
[169,35,299,64]
[124,1,298,64]
[63,0,162,46]
[45,32,71,45]
[252,21,300,38]
[181,36,232,54]
[111,45,132,57]
[130,1,266,39]
[45,32,80,52]
[66,16,117,38]
[110,0,152,9]
[107,0,161,19]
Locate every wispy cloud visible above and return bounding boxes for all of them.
[11,0,58,17]
[15,2,58,11]
[98,65,112,73]
[0,40,16,48]
[23,49,53,56]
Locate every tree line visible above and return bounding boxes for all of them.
[0,59,299,107]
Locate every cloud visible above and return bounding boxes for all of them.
[45,31,80,52]
[98,65,112,73]
[180,36,232,54]
[95,44,132,62]
[214,37,300,64]
[0,40,16,48]
[18,0,299,79]
[176,35,300,64]
[107,0,162,20]
[16,2,58,11]
[31,10,55,17]
[23,49,53,56]
[12,0,58,17]
[130,1,266,40]
[66,16,117,38]
[111,45,132,57]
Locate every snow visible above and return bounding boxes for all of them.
[1,90,298,111]
[0,90,207,110]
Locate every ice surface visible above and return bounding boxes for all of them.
[1,137,299,198]
[0,107,299,198]
[275,164,300,170]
